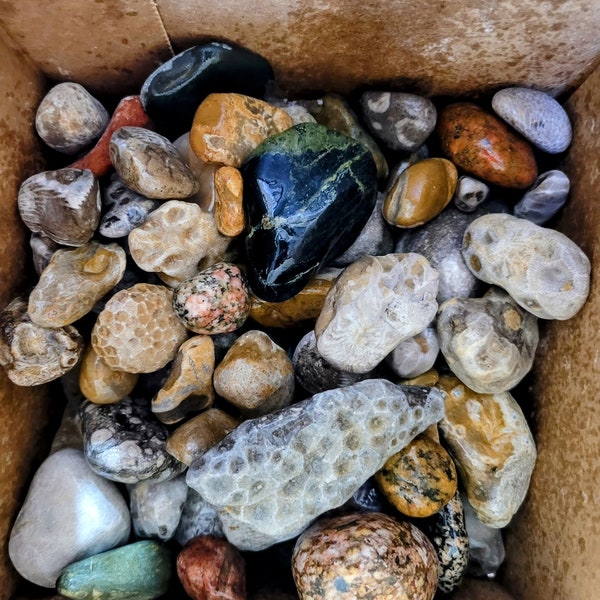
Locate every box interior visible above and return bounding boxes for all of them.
[0,1,599,598]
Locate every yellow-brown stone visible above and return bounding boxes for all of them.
[190,93,293,167]
[375,434,458,518]
[399,368,440,387]
[383,157,457,228]
[214,166,245,236]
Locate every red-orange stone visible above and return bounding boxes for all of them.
[69,96,153,177]
[437,102,537,189]
[177,536,246,600]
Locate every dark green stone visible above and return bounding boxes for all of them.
[242,122,377,302]
[141,41,273,137]
[57,540,171,600]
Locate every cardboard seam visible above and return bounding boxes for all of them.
[148,0,175,58]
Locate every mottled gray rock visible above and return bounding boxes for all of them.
[462,213,590,319]
[81,396,186,484]
[129,475,189,541]
[492,87,572,153]
[187,379,445,546]
[513,170,570,225]
[385,325,439,379]
[30,233,60,276]
[8,448,130,588]
[454,176,490,213]
[174,488,224,546]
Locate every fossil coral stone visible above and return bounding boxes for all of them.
[110,126,199,199]
[129,200,231,287]
[28,242,127,327]
[152,335,215,424]
[187,379,445,545]
[214,165,245,236]
[293,512,438,600]
[0,297,84,386]
[18,168,101,246]
[190,93,293,166]
[385,325,440,379]
[214,330,295,417]
[462,213,590,319]
[437,288,539,394]
[315,254,438,374]
[92,283,188,373]
[436,375,537,528]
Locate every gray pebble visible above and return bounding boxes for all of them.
[513,169,570,225]
[454,176,490,213]
[174,488,224,546]
[30,233,60,276]
[385,325,439,379]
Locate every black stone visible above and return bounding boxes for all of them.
[242,123,377,302]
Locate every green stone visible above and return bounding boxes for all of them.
[57,540,171,600]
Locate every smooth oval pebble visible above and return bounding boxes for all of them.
[462,213,590,319]
[385,325,440,379]
[492,87,572,153]
[513,169,570,225]
[292,512,438,600]
[57,540,171,600]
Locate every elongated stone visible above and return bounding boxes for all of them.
[242,122,377,302]
[214,166,245,236]
[513,169,570,225]
[57,540,171,600]
[30,233,60,275]
[8,448,130,588]
[187,379,444,545]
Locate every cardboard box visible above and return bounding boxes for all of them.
[0,1,599,598]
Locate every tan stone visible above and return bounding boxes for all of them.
[166,408,240,466]
[152,336,215,424]
[400,368,440,387]
[190,93,293,167]
[214,166,245,236]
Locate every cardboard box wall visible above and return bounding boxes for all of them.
[0,1,599,598]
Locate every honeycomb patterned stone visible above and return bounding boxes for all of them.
[91,283,188,373]
[187,379,445,546]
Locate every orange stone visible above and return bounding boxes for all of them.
[437,102,538,189]
[190,93,293,167]
[214,166,245,236]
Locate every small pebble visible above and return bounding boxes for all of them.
[175,488,225,546]
[452,579,515,600]
[35,82,109,154]
[361,91,437,152]
[342,478,385,513]
[177,536,246,600]
[492,87,572,153]
[292,512,438,600]
[214,165,245,236]
[454,176,490,212]
[513,169,570,225]
[30,233,60,275]
[385,325,439,379]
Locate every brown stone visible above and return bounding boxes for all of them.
[214,166,245,236]
[190,93,293,167]
[399,368,440,387]
[452,578,516,600]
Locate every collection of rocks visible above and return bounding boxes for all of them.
[1,40,589,600]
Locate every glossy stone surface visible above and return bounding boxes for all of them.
[462,213,590,319]
[30,233,59,275]
[385,326,439,379]
[242,122,377,301]
[8,448,130,588]
[454,176,490,212]
[141,42,274,137]
[437,103,538,188]
[175,488,225,546]
[292,512,438,600]
[214,166,245,236]
[187,380,444,545]
[57,540,171,600]
[513,169,570,225]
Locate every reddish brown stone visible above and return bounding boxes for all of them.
[177,536,246,600]
[69,96,153,177]
[437,102,537,189]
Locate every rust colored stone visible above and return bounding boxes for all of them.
[437,103,537,189]
[177,535,246,600]
[214,166,245,236]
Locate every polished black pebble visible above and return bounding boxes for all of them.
[141,41,274,137]
[242,122,377,302]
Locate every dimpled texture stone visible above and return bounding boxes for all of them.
[436,376,536,528]
[214,166,245,236]
[92,283,188,373]
[173,262,250,334]
[28,242,126,327]
[129,201,231,287]
[315,254,438,373]
[437,103,537,189]
[8,448,130,588]
[513,169,570,225]
[191,93,293,166]
[437,289,539,394]
[462,213,590,319]
[213,330,295,417]
[492,87,572,154]
[375,435,457,518]
[35,82,109,154]
[187,379,445,544]
[242,122,377,302]
[175,489,225,546]
[18,168,101,246]
[292,512,438,600]
[81,396,186,484]
[385,326,440,379]
[57,540,171,600]
[110,126,199,199]
[361,91,437,152]
[177,536,246,600]
[0,297,84,386]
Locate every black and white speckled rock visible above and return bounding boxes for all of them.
[174,488,224,546]
[424,490,469,594]
[454,176,490,213]
[513,170,570,225]
[81,396,186,484]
